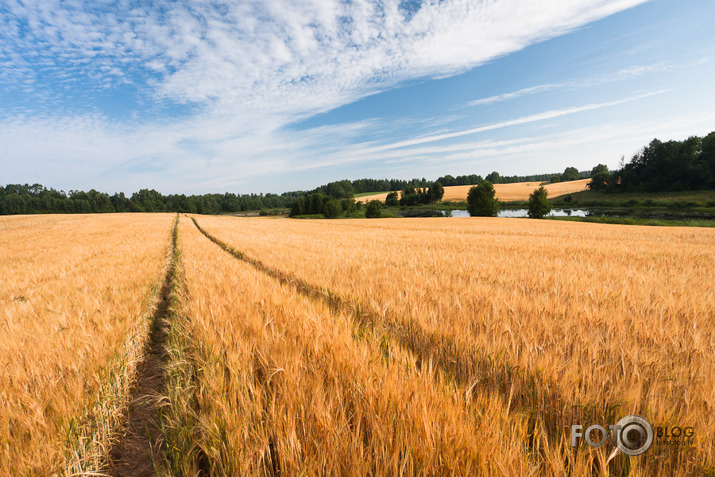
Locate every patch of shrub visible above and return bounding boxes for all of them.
[366,200,382,218]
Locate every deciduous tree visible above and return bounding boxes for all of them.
[467,181,500,217]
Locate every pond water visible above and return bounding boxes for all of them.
[443,208,714,220]
[447,209,588,218]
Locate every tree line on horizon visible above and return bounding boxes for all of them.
[2,131,712,216]
[0,172,576,216]
[0,186,305,216]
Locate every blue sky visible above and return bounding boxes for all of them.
[1,0,714,194]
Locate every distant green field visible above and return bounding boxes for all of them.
[552,189,715,207]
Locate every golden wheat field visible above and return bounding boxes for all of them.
[0,214,174,474]
[163,218,531,475]
[189,215,715,476]
[355,178,590,203]
[2,213,713,476]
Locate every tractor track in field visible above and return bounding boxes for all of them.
[109,217,179,476]
[188,216,623,444]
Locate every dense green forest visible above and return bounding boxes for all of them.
[0,185,302,215]
[589,132,715,192]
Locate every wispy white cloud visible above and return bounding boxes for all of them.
[466,62,672,107]
[0,0,660,191]
[372,89,669,151]
[4,89,715,194]
[467,84,562,106]
[2,0,650,119]
[372,111,715,176]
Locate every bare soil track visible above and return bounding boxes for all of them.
[110,218,178,476]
